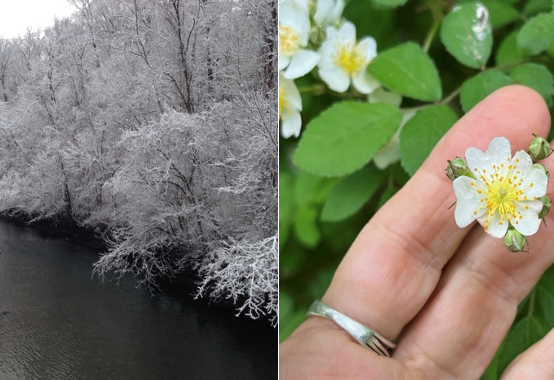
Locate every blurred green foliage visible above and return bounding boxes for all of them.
[280,0,554,377]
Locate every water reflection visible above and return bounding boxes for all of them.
[0,220,277,379]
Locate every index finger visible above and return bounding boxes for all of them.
[319,85,551,340]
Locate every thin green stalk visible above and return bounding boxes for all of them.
[423,19,440,53]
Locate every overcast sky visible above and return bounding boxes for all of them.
[0,0,77,39]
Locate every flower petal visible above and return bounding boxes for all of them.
[358,37,378,63]
[337,21,356,42]
[481,211,508,238]
[352,71,380,94]
[319,67,350,92]
[280,76,302,111]
[279,54,291,71]
[317,40,337,70]
[330,0,345,22]
[314,0,333,25]
[512,200,543,236]
[279,3,310,44]
[511,150,533,175]
[487,136,512,167]
[466,146,492,175]
[284,49,320,79]
[281,110,302,138]
[453,176,483,227]
[519,165,548,199]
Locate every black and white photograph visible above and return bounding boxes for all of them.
[0,0,277,378]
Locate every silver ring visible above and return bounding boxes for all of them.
[307,299,396,357]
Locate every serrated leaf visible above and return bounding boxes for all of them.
[509,63,554,107]
[367,42,442,101]
[517,13,554,55]
[294,205,321,248]
[460,71,511,112]
[399,105,458,176]
[497,316,548,375]
[440,3,493,68]
[496,30,525,66]
[371,0,408,8]
[321,165,385,222]
[294,102,403,177]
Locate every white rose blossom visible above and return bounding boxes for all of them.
[453,137,548,238]
[317,21,380,94]
[279,0,320,79]
[314,0,345,27]
[279,73,303,138]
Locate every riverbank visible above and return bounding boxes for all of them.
[0,211,276,328]
[0,218,277,379]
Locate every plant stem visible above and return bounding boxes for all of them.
[440,86,462,106]
[423,19,440,53]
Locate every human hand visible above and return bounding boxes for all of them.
[279,86,554,379]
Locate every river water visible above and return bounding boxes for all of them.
[0,220,277,379]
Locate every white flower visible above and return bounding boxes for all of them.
[317,21,379,94]
[453,137,548,238]
[279,74,303,138]
[279,0,320,79]
[314,0,344,26]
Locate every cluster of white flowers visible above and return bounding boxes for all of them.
[279,0,391,139]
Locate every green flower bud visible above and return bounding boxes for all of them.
[528,134,553,161]
[533,163,550,181]
[446,157,475,181]
[504,227,527,252]
[539,196,551,220]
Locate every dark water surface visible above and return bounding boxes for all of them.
[0,220,277,379]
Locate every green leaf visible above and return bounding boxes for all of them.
[459,0,520,28]
[294,205,321,248]
[279,170,295,222]
[524,0,553,16]
[371,0,408,8]
[484,0,520,28]
[496,30,525,66]
[367,42,442,101]
[460,71,511,112]
[536,264,554,326]
[399,105,458,176]
[517,13,554,55]
[440,2,493,69]
[343,0,398,50]
[509,63,554,107]
[377,186,398,209]
[497,316,548,374]
[537,286,554,326]
[279,221,290,251]
[294,102,403,177]
[294,171,327,206]
[321,165,386,222]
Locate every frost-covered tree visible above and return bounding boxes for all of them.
[0,0,277,325]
